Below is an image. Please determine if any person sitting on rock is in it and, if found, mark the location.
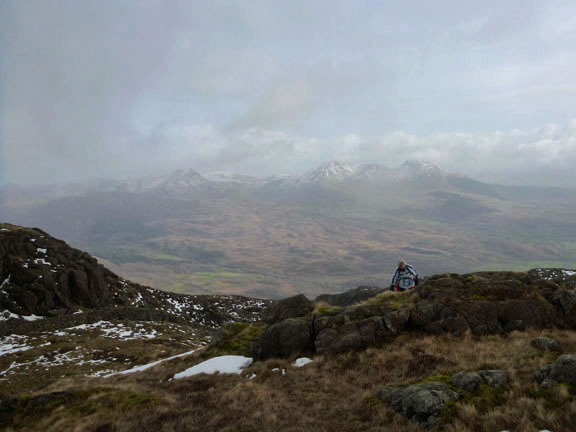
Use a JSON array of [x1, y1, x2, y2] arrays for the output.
[[390, 260, 419, 291]]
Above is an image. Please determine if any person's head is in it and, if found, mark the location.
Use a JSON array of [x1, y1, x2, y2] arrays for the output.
[[398, 260, 407, 270]]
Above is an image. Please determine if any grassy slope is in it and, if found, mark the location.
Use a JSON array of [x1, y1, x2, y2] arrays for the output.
[[0, 320, 212, 396], [4, 329, 576, 432]]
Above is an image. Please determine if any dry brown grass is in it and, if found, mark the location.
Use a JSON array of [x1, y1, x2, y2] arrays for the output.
[[5, 329, 576, 432]]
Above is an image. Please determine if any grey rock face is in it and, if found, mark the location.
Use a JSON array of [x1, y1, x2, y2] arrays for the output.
[[534, 354, 576, 387], [376, 382, 459, 428], [450, 370, 507, 393], [550, 354, 576, 386], [263, 294, 313, 325], [534, 364, 552, 384], [531, 337, 561, 352], [478, 370, 508, 389], [450, 372, 484, 393], [252, 317, 314, 360], [315, 317, 391, 355]]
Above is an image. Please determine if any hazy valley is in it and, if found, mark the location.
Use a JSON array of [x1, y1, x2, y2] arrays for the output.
[[2, 160, 575, 299]]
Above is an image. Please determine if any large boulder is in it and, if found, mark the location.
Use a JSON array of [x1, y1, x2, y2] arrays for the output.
[[534, 354, 576, 387], [263, 294, 313, 325], [376, 382, 459, 428], [549, 289, 576, 328], [449, 372, 483, 393], [315, 317, 391, 355], [550, 355, 576, 386], [252, 317, 314, 360]]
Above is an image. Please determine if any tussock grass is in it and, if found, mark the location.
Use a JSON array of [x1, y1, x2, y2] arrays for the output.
[[361, 290, 416, 308], [312, 301, 342, 315], [4, 329, 576, 431]]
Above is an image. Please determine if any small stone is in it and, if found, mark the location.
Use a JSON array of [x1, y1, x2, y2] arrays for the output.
[[531, 337, 561, 352], [534, 365, 552, 383]]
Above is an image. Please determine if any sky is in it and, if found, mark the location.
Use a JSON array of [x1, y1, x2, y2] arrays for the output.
[[1, 0, 576, 187]]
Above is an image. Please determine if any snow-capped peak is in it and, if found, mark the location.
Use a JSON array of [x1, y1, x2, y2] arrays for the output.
[[307, 161, 361, 183], [160, 168, 212, 194], [400, 160, 444, 178]]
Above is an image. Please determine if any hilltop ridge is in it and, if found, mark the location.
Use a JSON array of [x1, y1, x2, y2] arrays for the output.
[[0, 223, 270, 329]]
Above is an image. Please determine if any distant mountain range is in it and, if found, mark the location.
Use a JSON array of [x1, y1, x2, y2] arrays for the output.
[[86, 160, 460, 196], [1, 160, 575, 299]]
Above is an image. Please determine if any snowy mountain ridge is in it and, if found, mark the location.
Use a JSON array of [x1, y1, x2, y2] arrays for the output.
[[6, 160, 456, 200]]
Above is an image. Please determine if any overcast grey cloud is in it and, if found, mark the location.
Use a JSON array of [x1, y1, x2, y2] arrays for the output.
[[1, 0, 576, 186]]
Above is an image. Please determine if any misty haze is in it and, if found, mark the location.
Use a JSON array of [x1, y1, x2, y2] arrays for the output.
[[1, 2, 576, 431]]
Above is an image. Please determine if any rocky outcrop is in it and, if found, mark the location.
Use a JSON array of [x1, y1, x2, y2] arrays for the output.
[[253, 270, 576, 360], [410, 272, 560, 335], [528, 268, 576, 289], [376, 382, 459, 428], [0, 225, 116, 316], [0, 224, 271, 328]]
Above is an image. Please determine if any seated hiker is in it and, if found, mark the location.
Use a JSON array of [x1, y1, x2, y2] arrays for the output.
[[390, 260, 419, 291]]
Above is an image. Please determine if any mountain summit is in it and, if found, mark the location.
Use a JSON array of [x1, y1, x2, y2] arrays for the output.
[[159, 168, 213, 195], [306, 161, 361, 183]]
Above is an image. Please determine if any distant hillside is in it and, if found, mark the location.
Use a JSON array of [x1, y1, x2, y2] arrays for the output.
[[2, 161, 575, 298], [0, 223, 270, 327]]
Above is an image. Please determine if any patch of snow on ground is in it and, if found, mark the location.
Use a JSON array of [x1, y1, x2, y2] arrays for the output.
[[0, 310, 44, 321], [131, 292, 144, 306], [36, 248, 47, 254], [293, 357, 314, 367], [89, 369, 117, 377], [105, 348, 201, 377], [173, 356, 253, 379], [563, 270, 576, 276], [66, 321, 159, 340], [21, 314, 45, 321], [0, 335, 32, 357], [0, 275, 10, 290], [33, 258, 52, 266], [1, 349, 85, 375], [167, 297, 187, 312]]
